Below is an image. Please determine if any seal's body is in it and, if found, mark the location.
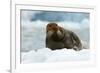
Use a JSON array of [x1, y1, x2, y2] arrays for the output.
[[46, 23, 82, 51]]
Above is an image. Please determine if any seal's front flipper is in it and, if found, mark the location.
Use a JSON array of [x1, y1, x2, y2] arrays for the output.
[[71, 32, 82, 50]]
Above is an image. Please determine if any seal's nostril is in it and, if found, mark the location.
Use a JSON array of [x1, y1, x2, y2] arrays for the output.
[[53, 27, 58, 31]]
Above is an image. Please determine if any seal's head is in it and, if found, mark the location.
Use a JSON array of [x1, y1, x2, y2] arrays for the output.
[[46, 23, 64, 41], [47, 22, 58, 32]]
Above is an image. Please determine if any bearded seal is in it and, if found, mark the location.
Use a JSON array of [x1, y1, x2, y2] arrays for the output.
[[46, 22, 82, 51]]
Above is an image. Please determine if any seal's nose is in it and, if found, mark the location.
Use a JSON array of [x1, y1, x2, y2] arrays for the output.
[[52, 26, 58, 31]]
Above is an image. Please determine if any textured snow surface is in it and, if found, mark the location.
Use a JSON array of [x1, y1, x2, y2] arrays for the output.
[[21, 48, 90, 63]]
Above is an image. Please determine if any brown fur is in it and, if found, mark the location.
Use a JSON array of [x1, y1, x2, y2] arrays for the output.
[[46, 23, 82, 51]]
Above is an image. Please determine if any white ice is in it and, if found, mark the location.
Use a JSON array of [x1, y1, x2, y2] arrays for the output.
[[21, 48, 90, 63]]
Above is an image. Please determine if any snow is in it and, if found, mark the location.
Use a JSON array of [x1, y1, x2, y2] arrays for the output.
[[21, 48, 90, 63]]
